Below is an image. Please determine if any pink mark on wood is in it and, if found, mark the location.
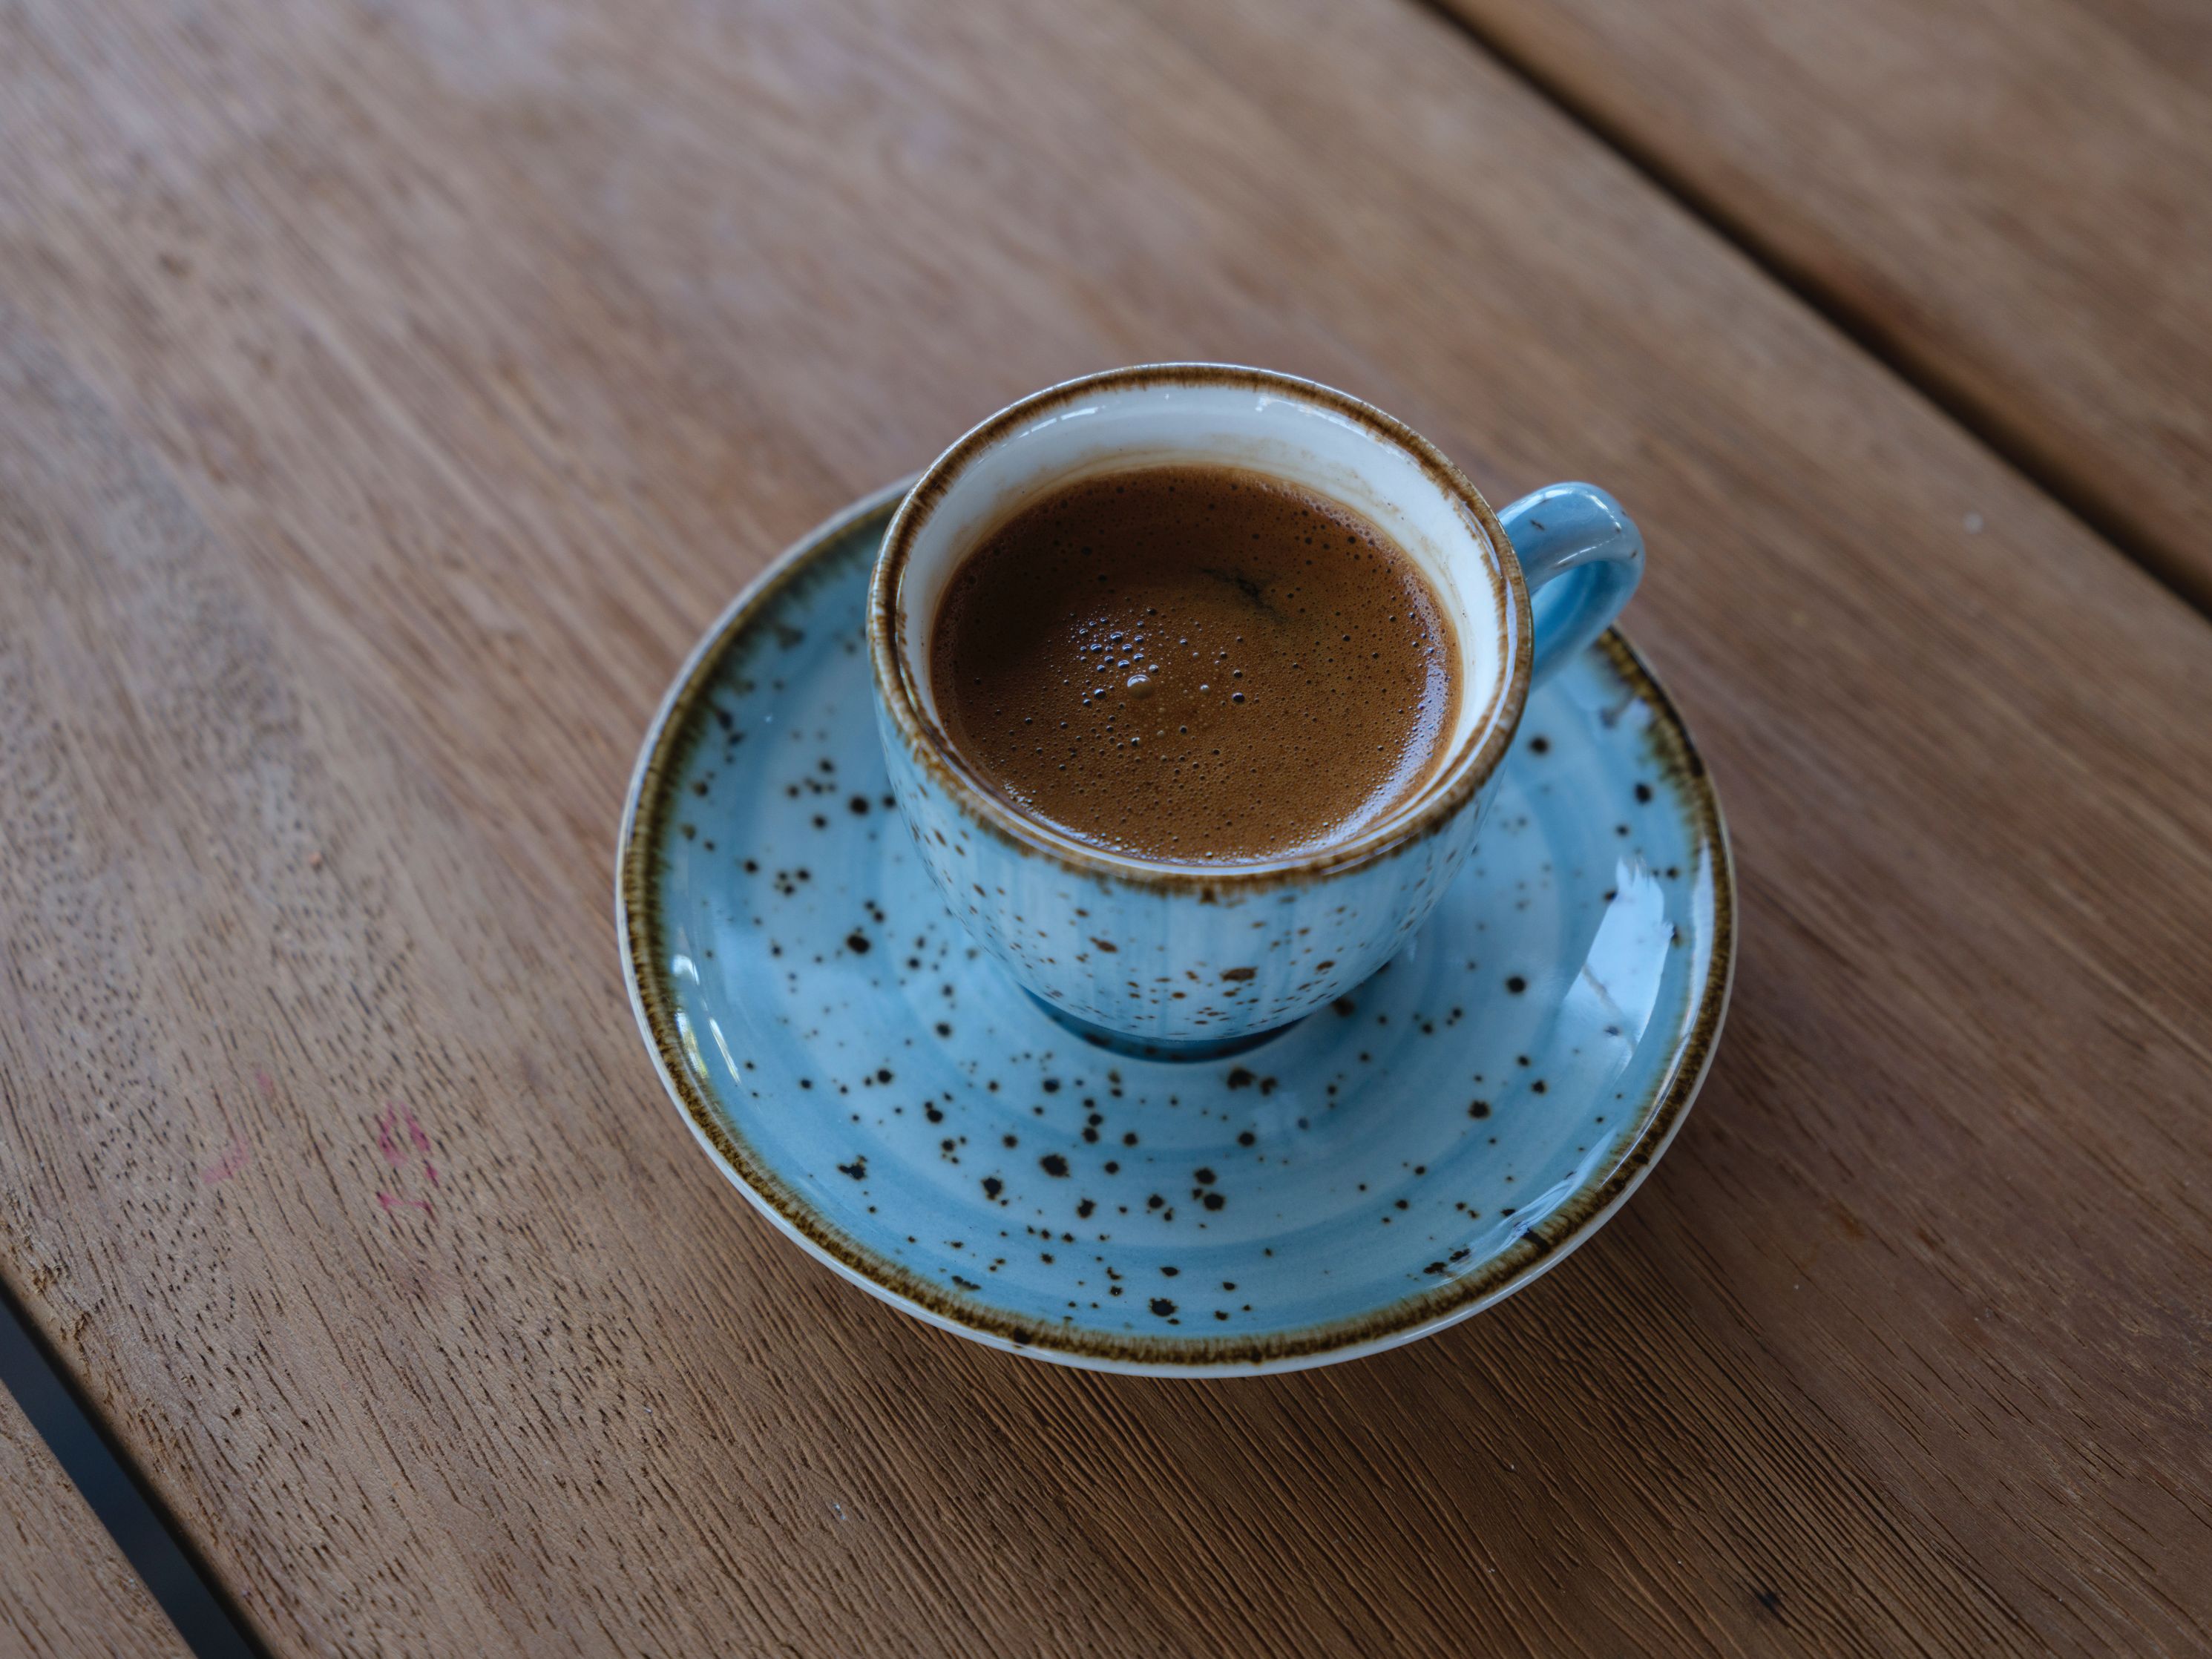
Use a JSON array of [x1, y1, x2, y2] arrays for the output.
[[375, 1104, 404, 1166], [375, 1101, 439, 1215], [399, 1102, 439, 1186], [255, 1068, 276, 1098], [200, 1134, 252, 1186]]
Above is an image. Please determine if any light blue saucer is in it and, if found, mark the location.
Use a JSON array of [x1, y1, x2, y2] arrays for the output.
[[618, 483, 1733, 1376]]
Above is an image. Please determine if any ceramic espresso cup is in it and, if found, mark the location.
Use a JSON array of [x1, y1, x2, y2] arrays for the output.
[[867, 364, 1641, 1052]]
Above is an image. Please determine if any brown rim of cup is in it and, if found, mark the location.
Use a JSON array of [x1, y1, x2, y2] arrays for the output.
[[867, 364, 1535, 892]]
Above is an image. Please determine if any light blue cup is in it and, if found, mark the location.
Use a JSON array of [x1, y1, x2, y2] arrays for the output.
[[869, 365, 1641, 1053]]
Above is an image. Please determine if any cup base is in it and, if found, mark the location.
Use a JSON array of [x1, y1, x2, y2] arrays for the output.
[[1024, 991, 1303, 1063]]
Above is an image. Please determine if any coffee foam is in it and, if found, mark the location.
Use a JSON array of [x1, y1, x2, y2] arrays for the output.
[[931, 464, 1460, 864]]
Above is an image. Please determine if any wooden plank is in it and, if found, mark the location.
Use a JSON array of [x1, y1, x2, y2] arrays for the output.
[[1, 0, 2208, 1652], [1428, 0, 2212, 610], [0, 1384, 192, 1659]]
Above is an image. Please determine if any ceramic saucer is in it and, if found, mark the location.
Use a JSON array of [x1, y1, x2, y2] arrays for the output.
[[618, 482, 1733, 1376]]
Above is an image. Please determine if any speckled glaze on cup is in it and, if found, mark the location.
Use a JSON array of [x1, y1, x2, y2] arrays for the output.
[[869, 365, 1643, 1049]]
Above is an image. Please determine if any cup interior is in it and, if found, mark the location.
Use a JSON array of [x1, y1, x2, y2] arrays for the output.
[[882, 366, 1524, 868]]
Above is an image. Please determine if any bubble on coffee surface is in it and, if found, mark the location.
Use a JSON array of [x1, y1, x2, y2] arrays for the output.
[[931, 464, 1461, 864]]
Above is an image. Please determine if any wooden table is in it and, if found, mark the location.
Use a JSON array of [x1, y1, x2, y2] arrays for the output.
[[3, 0, 2208, 1652], [1437, 0, 2212, 611]]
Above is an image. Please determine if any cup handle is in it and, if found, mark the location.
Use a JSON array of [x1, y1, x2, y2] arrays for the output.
[[1497, 482, 1644, 686]]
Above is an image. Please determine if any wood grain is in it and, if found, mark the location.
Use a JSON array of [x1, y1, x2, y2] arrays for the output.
[[1, 0, 2209, 1653], [1429, 0, 2212, 611], [0, 1382, 191, 1659]]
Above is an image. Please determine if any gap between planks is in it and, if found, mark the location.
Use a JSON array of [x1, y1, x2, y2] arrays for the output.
[[1401, 0, 2212, 622], [0, 1277, 266, 1659]]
